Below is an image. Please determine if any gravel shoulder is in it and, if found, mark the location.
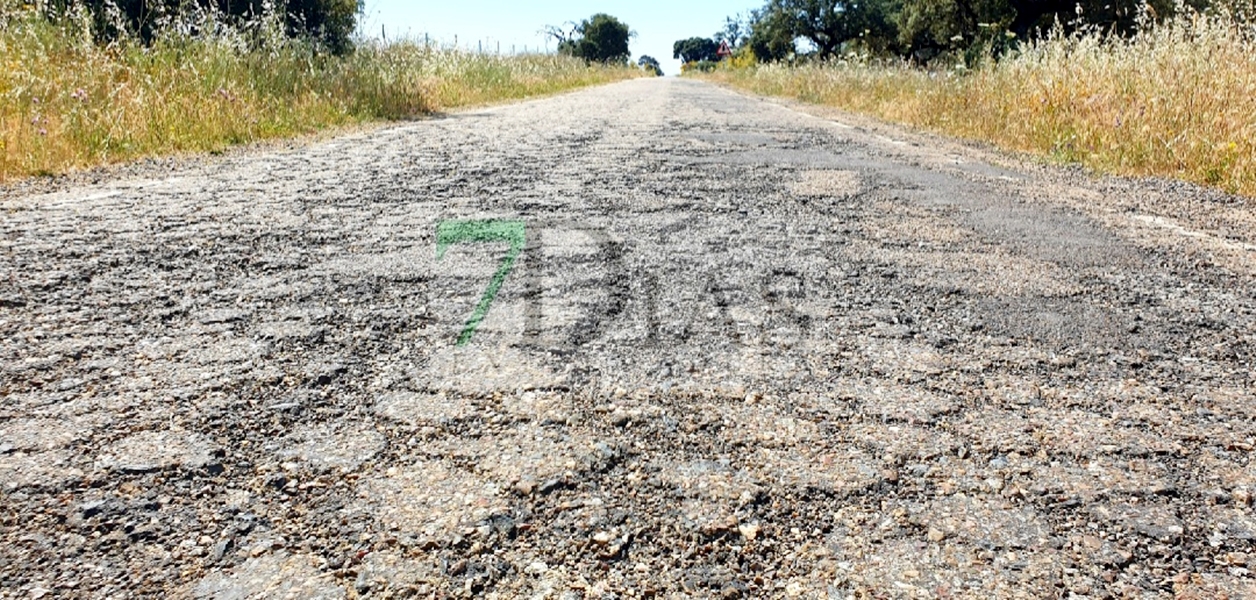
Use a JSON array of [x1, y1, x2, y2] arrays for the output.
[[2, 78, 1255, 599]]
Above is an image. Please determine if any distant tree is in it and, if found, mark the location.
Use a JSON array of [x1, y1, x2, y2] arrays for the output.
[[716, 13, 748, 47], [564, 13, 632, 64], [638, 55, 664, 76], [672, 37, 720, 63], [543, 21, 581, 55]]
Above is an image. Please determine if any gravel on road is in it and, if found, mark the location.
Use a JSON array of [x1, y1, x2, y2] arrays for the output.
[[2, 78, 1255, 599]]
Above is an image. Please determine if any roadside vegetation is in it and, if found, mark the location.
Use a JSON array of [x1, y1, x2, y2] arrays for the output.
[[680, 0, 1256, 197], [0, 3, 641, 181]]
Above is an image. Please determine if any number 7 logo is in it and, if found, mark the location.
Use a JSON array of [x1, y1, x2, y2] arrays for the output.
[[437, 220, 526, 345]]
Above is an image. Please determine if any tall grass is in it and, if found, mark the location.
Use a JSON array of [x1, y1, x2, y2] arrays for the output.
[[705, 12, 1256, 196], [0, 4, 640, 181]]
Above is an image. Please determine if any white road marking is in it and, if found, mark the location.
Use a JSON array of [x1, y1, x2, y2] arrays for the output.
[[1133, 213, 1256, 252]]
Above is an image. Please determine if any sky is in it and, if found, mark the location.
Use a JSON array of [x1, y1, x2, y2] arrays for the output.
[[360, 1, 765, 76]]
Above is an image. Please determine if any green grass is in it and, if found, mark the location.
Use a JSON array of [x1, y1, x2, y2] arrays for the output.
[[0, 6, 641, 181]]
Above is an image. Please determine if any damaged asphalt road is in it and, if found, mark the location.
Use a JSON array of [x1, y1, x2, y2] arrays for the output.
[[2, 77, 1255, 598]]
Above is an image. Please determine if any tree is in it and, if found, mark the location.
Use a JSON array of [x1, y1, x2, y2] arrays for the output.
[[738, 0, 1211, 64], [763, 0, 898, 59], [285, 0, 362, 55], [672, 37, 720, 63], [1004, 0, 1198, 39], [895, 0, 1018, 63], [716, 13, 749, 47], [543, 21, 581, 55], [638, 55, 664, 76], [562, 13, 632, 64], [746, 7, 796, 62], [893, 0, 1186, 65], [44, 0, 363, 54]]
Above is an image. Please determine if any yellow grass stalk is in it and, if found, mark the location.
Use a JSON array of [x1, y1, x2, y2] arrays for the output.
[[0, 9, 640, 181]]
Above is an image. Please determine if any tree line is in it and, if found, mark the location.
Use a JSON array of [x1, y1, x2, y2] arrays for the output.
[[679, 0, 1228, 66]]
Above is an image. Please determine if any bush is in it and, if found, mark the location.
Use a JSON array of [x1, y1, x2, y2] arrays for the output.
[[681, 59, 719, 73]]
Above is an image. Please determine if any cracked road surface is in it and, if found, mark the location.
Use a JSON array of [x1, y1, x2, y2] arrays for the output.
[[3, 78, 1256, 599]]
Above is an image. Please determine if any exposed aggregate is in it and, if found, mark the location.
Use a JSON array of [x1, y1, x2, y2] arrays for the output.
[[1, 78, 1255, 598]]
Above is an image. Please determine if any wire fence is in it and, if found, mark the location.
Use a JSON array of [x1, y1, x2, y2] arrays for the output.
[[375, 26, 552, 55]]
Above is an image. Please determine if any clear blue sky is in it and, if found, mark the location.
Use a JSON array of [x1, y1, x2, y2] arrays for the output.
[[360, 1, 765, 76]]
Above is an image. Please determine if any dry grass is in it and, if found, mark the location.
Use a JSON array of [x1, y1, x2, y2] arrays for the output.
[[0, 6, 640, 181], [705, 13, 1256, 196]]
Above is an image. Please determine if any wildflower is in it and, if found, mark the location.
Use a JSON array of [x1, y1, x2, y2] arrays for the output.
[[38, 128, 46, 136], [70, 88, 87, 102]]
